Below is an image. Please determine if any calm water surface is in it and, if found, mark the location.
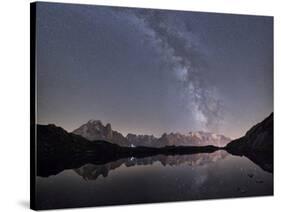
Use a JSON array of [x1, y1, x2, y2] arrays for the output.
[[36, 150, 273, 209]]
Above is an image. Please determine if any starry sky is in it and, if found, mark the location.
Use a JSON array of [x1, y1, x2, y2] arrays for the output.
[[36, 2, 273, 139]]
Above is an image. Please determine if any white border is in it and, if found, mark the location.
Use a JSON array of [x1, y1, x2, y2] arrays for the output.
[[0, 0, 279, 211]]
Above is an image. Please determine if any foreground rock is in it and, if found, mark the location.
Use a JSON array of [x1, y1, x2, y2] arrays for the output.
[[225, 113, 273, 172]]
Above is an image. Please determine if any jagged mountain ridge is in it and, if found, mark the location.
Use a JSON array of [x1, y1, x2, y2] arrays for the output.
[[72, 119, 231, 147], [72, 120, 128, 146]]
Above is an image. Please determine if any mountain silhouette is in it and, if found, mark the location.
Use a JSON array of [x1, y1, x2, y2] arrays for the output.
[[225, 113, 273, 172]]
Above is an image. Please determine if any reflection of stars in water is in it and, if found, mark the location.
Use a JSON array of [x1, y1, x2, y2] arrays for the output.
[[130, 157, 135, 161]]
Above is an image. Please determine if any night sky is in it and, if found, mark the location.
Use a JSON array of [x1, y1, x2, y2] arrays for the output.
[[36, 2, 273, 139]]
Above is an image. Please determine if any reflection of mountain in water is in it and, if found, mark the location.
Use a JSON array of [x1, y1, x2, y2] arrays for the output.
[[74, 151, 229, 180]]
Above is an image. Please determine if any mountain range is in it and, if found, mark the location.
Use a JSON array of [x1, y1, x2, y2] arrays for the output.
[[72, 120, 231, 147], [36, 112, 273, 176], [37, 123, 220, 177]]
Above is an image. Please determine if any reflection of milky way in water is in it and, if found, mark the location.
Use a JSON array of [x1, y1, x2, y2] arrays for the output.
[[36, 151, 273, 209]]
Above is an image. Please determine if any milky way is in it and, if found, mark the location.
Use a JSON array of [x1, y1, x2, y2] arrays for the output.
[[128, 9, 224, 132], [36, 3, 273, 138]]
